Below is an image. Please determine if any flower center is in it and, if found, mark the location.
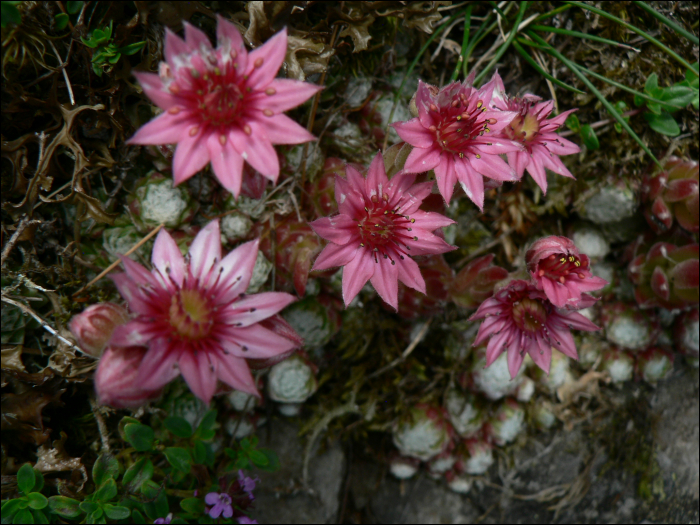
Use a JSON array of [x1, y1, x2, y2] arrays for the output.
[[357, 193, 415, 264], [430, 91, 496, 158], [169, 289, 213, 340], [193, 68, 245, 127], [512, 296, 548, 333], [504, 111, 540, 143], [537, 253, 588, 283]]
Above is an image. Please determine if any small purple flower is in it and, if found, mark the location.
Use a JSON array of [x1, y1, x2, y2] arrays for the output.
[[238, 518, 258, 524], [153, 514, 172, 524], [238, 470, 258, 499], [205, 492, 234, 519]]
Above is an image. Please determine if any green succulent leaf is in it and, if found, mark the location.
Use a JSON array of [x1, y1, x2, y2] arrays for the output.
[[124, 423, 155, 451], [565, 113, 581, 133], [25, 493, 48, 510], [103, 504, 131, 520], [119, 41, 146, 55], [48, 496, 82, 519], [94, 478, 118, 503], [30, 509, 49, 524], [143, 488, 169, 521], [55, 13, 70, 30], [164, 447, 192, 473], [164, 416, 193, 438], [1, 2, 22, 28], [17, 464, 35, 495], [248, 449, 269, 467], [79, 501, 99, 514], [12, 509, 33, 525], [254, 448, 281, 472], [180, 497, 204, 515], [644, 111, 680, 136], [66, 1, 83, 14], [93, 453, 120, 488], [580, 125, 600, 150], [122, 458, 154, 493], [194, 409, 217, 440], [1, 499, 24, 520], [191, 440, 207, 464]]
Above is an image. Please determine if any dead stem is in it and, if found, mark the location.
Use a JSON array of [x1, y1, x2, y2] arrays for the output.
[[367, 319, 432, 379], [90, 398, 111, 452], [1, 217, 42, 268]]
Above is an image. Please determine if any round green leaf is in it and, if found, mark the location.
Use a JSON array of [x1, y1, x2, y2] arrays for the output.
[[143, 490, 169, 521], [124, 423, 154, 452], [179, 497, 204, 515], [94, 478, 117, 503], [26, 493, 48, 510], [248, 449, 269, 467], [103, 504, 131, 520], [123, 458, 154, 493], [164, 416, 193, 438], [645, 111, 681, 136], [12, 508, 33, 525], [55, 13, 69, 30], [92, 453, 120, 488], [581, 124, 600, 150], [163, 447, 191, 474], [254, 449, 281, 472], [48, 496, 82, 518], [1, 498, 24, 519], [30, 509, 49, 524], [17, 464, 35, 495], [79, 501, 99, 514], [66, 1, 83, 14]]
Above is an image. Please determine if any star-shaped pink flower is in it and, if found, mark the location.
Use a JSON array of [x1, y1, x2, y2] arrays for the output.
[[309, 151, 456, 310], [128, 15, 321, 197]]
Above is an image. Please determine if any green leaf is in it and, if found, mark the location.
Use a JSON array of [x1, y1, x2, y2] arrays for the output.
[[164, 416, 193, 438], [164, 447, 192, 473], [131, 509, 146, 523], [66, 1, 83, 14], [94, 478, 118, 503], [123, 458, 154, 493], [30, 509, 49, 524], [32, 471, 44, 494], [26, 493, 48, 510], [1, 2, 21, 28], [645, 111, 680, 136], [48, 496, 82, 519], [93, 453, 120, 488], [119, 41, 146, 56], [124, 423, 154, 452], [103, 504, 131, 520], [197, 410, 217, 432], [565, 113, 581, 133], [254, 448, 281, 472], [17, 464, 35, 495], [248, 450, 269, 467], [1, 499, 23, 520], [85, 507, 106, 524], [12, 509, 33, 525], [191, 440, 206, 464], [645, 73, 659, 93], [657, 85, 696, 112], [240, 438, 252, 451], [118, 417, 141, 441], [140, 480, 160, 500], [143, 489, 169, 521], [55, 13, 69, 30], [79, 501, 99, 514], [180, 497, 204, 515], [108, 52, 122, 64]]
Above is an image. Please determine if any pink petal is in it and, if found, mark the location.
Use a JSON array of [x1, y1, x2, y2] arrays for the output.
[[222, 292, 296, 327], [537, 145, 575, 179], [205, 493, 220, 505], [528, 335, 552, 374], [485, 328, 511, 366], [109, 319, 161, 347], [118, 255, 158, 287], [473, 315, 506, 346], [109, 273, 152, 316], [312, 242, 360, 271], [525, 152, 548, 193], [249, 113, 316, 145], [245, 28, 288, 90], [131, 72, 180, 111], [309, 215, 357, 244], [507, 346, 527, 379], [474, 138, 523, 155], [179, 350, 217, 404], [213, 239, 259, 303], [127, 108, 193, 145], [549, 325, 578, 360], [136, 337, 182, 391], [405, 229, 455, 256], [344, 165, 366, 192], [216, 14, 248, 71], [216, 323, 298, 359], [555, 311, 600, 332], [250, 78, 321, 113], [189, 220, 222, 281], [396, 181, 434, 215], [183, 22, 213, 52], [164, 27, 190, 64], [385, 171, 418, 207], [207, 133, 245, 197], [152, 228, 185, 288], [370, 258, 399, 310], [415, 81, 438, 128], [173, 129, 212, 185], [404, 145, 441, 174], [364, 150, 389, 198], [506, 151, 527, 179], [393, 119, 435, 148], [434, 156, 457, 204], [230, 123, 279, 179], [544, 135, 580, 156], [396, 256, 426, 294], [213, 350, 259, 397], [411, 210, 455, 231], [342, 247, 375, 306], [454, 157, 484, 210], [469, 153, 517, 182], [334, 176, 365, 218], [540, 278, 569, 308]]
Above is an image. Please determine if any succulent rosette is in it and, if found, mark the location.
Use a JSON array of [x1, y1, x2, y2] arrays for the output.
[[100, 220, 301, 406], [469, 279, 600, 379], [526, 236, 608, 309], [127, 15, 321, 197], [674, 309, 699, 358], [309, 151, 456, 310], [642, 156, 699, 234], [628, 242, 699, 309], [490, 72, 581, 194], [392, 404, 454, 461], [392, 72, 522, 208]]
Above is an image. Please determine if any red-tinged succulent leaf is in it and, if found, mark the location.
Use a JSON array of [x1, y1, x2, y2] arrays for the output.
[[628, 255, 646, 284], [645, 172, 666, 200], [670, 259, 699, 289], [240, 164, 268, 199], [650, 197, 673, 232], [454, 254, 495, 290], [647, 242, 675, 261], [675, 202, 699, 233], [650, 266, 671, 301], [634, 287, 657, 308], [665, 179, 699, 202], [670, 243, 699, 262]]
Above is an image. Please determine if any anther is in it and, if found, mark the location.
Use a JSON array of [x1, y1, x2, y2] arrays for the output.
[[265, 87, 276, 95], [243, 125, 252, 135], [189, 127, 199, 137], [263, 109, 274, 116], [219, 135, 226, 145], [254, 58, 264, 68]]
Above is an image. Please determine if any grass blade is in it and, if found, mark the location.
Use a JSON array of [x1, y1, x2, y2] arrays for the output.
[[530, 24, 640, 51], [633, 1, 699, 45], [451, 5, 473, 82], [512, 40, 585, 94]]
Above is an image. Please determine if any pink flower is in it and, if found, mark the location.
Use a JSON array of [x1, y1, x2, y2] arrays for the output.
[[95, 346, 165, 408], [127, 15, 321, 197], [102, 220, 301, 405], [309, 152, 456, 310], [205, 492, 233, 519], [68, 302, 130, 357], [525, 236, 608, 309], [392, 73, 523, 208], [490, 72, 580, 194], [469, 280, 600, 378]]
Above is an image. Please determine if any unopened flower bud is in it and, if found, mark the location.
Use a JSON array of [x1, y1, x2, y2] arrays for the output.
[[68, 302, 129, 357], [95, 347, 165, 408]]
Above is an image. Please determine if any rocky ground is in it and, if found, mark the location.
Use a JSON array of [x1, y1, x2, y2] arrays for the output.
[[250, 364, 698, 524]]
